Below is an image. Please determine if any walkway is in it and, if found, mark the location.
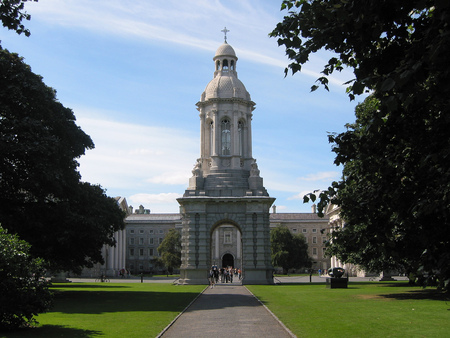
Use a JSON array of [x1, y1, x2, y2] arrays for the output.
[[159, 282, 295, 338]]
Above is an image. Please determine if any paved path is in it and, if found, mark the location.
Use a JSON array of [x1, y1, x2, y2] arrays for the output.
[[159, 283, 294, 338]]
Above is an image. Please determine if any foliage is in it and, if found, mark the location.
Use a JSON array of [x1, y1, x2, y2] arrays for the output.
[[271, 225, 311, 274], [0, 0, 37, 38], [0, 226, 53, 330], [0, 47, 125, 274], [272, 1, 450, 290], [157, 229, 181, 274]]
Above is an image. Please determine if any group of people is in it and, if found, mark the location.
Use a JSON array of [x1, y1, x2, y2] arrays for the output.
[[208, 266, 241, 288]]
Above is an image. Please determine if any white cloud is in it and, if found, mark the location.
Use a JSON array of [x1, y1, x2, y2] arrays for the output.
[[298, 171, 340, 182], [76, 112, 197, 190]]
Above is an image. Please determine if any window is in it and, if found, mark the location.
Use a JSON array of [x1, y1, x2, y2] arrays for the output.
[[159, 238, 163, 244], [224, 231, 232, 244], [139, 265, 143, 270], [322, 237, 327, 243], [139, 238, 144, 245], [238, 121, 244, 156], [149, 248, 154, 256], [221, 119, 231, 155], [130, 249, 135, 256], [130, 229, 135, 234], [139, 229, 144, 234], [312, 236, 317, 244], [150, 237, 154, 245], [313, 248, 317, 255], [312, 228, 317, 233], [210, 121, 214, 156], [292, 228, 297, 233], [302, 229, 307, 233], [159, 229, 163, 234], [130, 238, 135, 245], [139, 248, 144, 256], [149, 229, 154, 234]]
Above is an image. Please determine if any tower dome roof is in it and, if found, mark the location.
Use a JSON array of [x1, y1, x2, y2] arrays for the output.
[[214, 42, 236, 58], [203, 76, 249, 100]]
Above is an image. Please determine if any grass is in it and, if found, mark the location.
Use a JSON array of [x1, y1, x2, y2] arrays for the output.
[[247, 282, 450, 338], [1, 283, 205, 338], [2, 281, 449, 337]]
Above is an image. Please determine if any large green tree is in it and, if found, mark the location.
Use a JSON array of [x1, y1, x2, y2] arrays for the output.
[[271, 1, 450, 289], [271, 225, 311, 274], [157, 229, 181, 275], [0, 47, 125, 273], [0, 226, 53, 330]]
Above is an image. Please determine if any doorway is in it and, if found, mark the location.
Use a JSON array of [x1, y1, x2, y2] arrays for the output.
[[222, 253, 234, 268]]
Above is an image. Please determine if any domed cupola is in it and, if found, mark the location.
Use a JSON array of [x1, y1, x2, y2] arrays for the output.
[[200, 42, 251, 101]]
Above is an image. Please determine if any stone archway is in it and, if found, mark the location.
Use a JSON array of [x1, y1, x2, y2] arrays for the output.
[[210, 223, 242, 270]]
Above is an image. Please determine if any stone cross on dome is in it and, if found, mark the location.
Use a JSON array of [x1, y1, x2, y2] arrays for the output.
[[221, 27, 230, 43]]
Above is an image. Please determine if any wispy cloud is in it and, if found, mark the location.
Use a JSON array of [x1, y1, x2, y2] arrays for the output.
[[298, 171, 340, 182]]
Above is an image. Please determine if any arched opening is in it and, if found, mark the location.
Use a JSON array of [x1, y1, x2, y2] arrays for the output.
[[210, 223, 242, 273], [221, 118, 231, 155], [222, 253, 234, 268], [222, 59, 229, 71]]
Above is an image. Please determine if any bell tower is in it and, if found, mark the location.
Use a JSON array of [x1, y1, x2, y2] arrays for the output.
[[178, 33, 275, 284]]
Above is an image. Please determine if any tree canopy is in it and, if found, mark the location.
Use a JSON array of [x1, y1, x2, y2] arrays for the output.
[[157, 229, 181, 274], [271, 0, 450, 289], [271, 225, 311, 274], [0, 47, 125, 274], [0, 0, 37, 38]]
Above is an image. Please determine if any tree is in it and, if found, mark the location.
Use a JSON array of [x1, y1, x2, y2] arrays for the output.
[[271, 1, 450, 289], [0, 0, 37, 38], [0, 47, 125, 274], [271, 225, 311, 274], [157, 229, 181, 275], [0, 226, 53, 330]]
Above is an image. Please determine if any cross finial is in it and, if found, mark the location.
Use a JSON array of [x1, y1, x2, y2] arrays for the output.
[[221, 27, 230, 43]]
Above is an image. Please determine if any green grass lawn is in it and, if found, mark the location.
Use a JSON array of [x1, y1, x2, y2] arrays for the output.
[[247, 282, 450, 338], [1, 283, 205, 338]]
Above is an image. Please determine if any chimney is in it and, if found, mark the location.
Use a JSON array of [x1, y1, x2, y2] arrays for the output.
[[272, 205, 277, 214], [311, 204, 317, 213]]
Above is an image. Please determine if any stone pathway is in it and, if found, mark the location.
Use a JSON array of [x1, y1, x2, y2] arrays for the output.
[[159, 283, 295, 337]]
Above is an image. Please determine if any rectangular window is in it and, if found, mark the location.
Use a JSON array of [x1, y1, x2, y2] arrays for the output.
[[130, 249, 134, 256], [149, 248, 154, 256], [312, 236, 317, 244], [149, 229, 154, 234], [312, 228, 317, 233], [292, 228, 297, 233], [139, 265, 143, 270], [150, 237, 154, 245], [139, 229, 144, 234], [139, 238, 144, 245], [312, 248, 317, 255], [159, 229, 164, 234], [130, 238, 135, 245], [159, 238, 163, 244], [130, 229, 135, 234], [139, 248, 144, 256], [302, 229, 307, 233], [224, 231, 232, 244], [322, 237, 327, 243]]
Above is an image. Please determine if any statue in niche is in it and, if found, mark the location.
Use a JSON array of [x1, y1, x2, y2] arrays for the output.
[[192, 158, 202, 177], [250, 159, 260, 177]]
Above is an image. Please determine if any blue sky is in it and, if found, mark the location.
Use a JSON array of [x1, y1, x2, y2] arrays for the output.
[[1, 0, 363, 213]]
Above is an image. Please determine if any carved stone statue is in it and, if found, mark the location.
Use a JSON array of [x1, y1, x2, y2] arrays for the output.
[[192, 158, 202, 177], [250, 159, 260, 177]]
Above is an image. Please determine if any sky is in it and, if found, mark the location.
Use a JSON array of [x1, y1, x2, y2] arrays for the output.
[[1, 0, 364, 213]]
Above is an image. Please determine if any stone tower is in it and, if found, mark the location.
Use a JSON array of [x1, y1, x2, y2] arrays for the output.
[[177, 39, 275, 285]]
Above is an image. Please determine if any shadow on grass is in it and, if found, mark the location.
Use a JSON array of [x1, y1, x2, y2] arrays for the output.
[[1, 325, 101, 338], [380, 289, 449, 301], [51, 284, 131, 289], [49, 290, 201, 314]]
